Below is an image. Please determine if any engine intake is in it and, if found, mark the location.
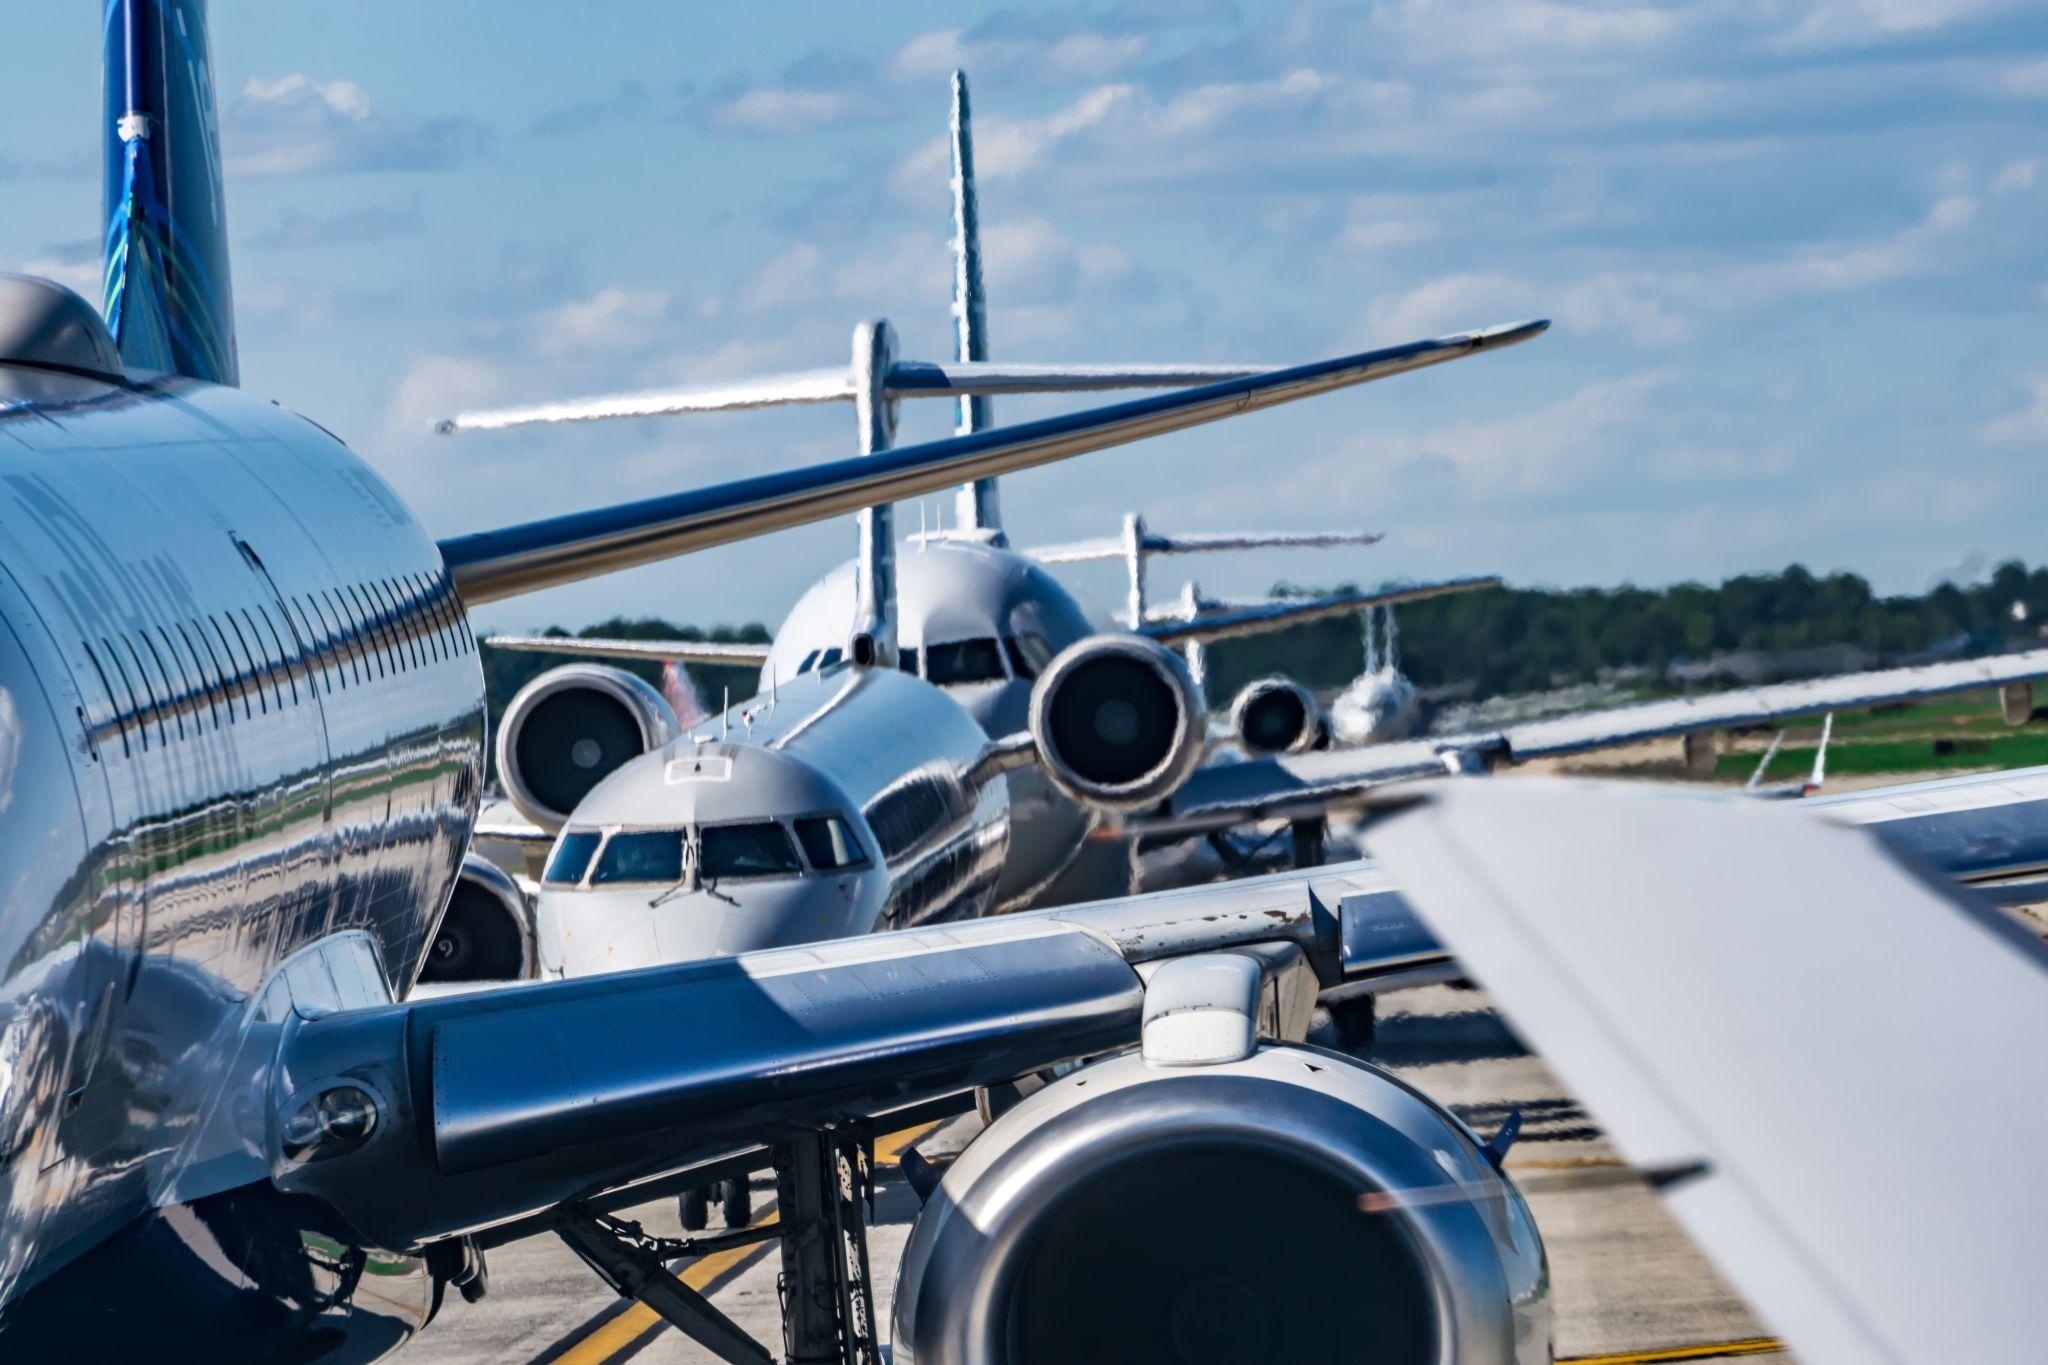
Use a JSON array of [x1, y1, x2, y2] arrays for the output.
[[420, 855, 535, 984], [496, 664, 678, 831], [1027, 636, 1206, 812], [892, 1045, 1548, 1365], [1230, 675, 1326, 756]]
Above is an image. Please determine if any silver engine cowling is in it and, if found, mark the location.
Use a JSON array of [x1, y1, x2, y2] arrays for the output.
[[1027, 636, 1206, 812], [893, 1043, 1549, 1365], [1230, 675, 1328, 756], [420, 854, 536, 984], [496, 664, 679, 832]]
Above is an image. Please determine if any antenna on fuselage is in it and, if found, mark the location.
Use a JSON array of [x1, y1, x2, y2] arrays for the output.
[[948, 69, 1003, 544]]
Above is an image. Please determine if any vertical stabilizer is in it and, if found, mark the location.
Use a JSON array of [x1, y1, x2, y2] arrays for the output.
[[103, 0, 239, 385], [948, 70, 1003, 541]]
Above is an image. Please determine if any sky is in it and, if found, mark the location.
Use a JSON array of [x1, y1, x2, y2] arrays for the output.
[[5, 0, 2047, 633]]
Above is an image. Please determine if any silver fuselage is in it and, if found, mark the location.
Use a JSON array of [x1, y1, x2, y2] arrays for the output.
[[764, 539, 1125, 907], [0, 365, 483, 1350], [535, 665, 1007, 973]]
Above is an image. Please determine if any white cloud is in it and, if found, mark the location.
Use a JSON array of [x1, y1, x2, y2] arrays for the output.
[[710, 88, 883, 136], [1982, 375, 2048, 445], [892, 28, 1148, 83], [1725, 193, 1976, 295], [18, 255, 97, 299], [227, 73, 486, 175], [2002, 60, 2048, 97], [535, 288, 671, 357], [1994, 158, 2040, 194], [1303, 372, 1670, 497]]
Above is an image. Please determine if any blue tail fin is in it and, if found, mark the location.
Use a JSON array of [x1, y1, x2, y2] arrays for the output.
[[102, 0, 238, 385]]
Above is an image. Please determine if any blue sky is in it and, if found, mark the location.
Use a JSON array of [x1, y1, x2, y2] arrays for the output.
[[5, 0, 2047, 631]]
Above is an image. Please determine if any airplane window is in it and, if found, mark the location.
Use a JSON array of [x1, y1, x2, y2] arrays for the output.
[[795, 815, 869, 871], [699, 822, 802, 879], [1002, 634, 1055, 680], [798, 650, 821, 674], [590, 830, 683, 885], [818, 647, 843, 670], [544, 830, 603, 885], [899, 647, 921, 676], [924, 638, 1007, 685]]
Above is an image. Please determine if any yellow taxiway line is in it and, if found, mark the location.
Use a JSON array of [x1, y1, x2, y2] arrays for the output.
[[1560, 1338, 1786, 1363], [547, 1121, 939, 1365]]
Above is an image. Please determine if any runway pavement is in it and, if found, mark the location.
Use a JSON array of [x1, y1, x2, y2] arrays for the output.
[[404, 983, 1798, 1365]]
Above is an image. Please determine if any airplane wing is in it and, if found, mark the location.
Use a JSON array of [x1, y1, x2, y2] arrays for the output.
[[1369, 777, 2048, 1365], [481, 634, 773, 666], [435, 320, 1547, 603], [271, 858, 1439, 1249], [1146, 647, 2048, 836], [1027, 527, 1385, 564], [1141, 575, 1500, 647]]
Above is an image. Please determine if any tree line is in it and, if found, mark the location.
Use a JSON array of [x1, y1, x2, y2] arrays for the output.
[[483, 563, 2048, 740]]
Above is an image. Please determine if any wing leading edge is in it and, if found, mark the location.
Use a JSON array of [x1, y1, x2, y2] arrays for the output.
[[272, 860, 1437, 1249], [435, 321, 1547, 604]]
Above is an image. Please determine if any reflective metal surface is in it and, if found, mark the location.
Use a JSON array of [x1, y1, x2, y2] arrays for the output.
[[892, 1043, 1548, 1365], [0, 365, 482, 1351], [436, 321, 1549, 603]]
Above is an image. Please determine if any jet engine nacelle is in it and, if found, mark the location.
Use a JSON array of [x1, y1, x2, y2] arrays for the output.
[[1231, 674, 1329, 756], [496, 664, 680, 832], [893, 1042, 1549, 1365], [1027, 635, 1206, 812], [420, 854, 536, 984]]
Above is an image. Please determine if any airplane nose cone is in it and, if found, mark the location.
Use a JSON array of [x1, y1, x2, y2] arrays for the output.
[[655, 879, 874, 960]]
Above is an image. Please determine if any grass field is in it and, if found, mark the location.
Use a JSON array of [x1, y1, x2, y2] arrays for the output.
[[1710, 687, 2048, 781]]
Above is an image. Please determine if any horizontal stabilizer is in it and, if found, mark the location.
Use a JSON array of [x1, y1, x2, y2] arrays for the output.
[[1142, 575, 1501, 647], [437, 320, 1548, 603], [435, 360, 1280, 436], [1030, 527, 1384, 564], [482, 634, 772, 666]]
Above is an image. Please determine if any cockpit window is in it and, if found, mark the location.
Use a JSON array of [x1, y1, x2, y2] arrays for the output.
[[924, 637, 1007, 686], [699, 821, 802, 878], [797, 649, 821, 674], [795, 815, 869, 870], [543, 830, 602, 885], [1003, 633, 1054, 680], [817, 646, 843, 670], [898, 647, 921, 677], [590, 830, 683, 885]]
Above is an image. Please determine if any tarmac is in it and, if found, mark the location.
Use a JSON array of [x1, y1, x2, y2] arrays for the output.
[[404, 981, 1798, 1365]]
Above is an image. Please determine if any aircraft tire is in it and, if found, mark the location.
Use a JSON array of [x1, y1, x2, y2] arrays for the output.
[[721, 1178, 753, 1229], [679, 1186, 710, 1231]]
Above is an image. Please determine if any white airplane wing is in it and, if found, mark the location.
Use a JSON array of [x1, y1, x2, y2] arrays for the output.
[[1369, 777, 2048, 1365], [436, 320, 1546, 603], [1026, 527, 1385, 564], [480, 634, 773, 667], [1147, 648, 2048, 836]]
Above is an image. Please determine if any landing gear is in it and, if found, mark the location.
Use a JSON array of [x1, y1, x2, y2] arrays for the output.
[[565, 1128, 881, 1365], [679, 1185, 709, 1232], [1329, 994, 1377, 1053], [721, 1177, 753, 1230], [1290, 816, 1326, 869]]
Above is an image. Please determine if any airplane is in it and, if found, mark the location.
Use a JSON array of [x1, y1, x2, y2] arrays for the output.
[[453, 72, 1502, 945], [0, 6, 1573, 1358]]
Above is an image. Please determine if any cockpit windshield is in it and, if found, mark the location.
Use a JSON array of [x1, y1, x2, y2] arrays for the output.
[[590, 830, 682, 885], [698, 821, 802, 878], [543, 830, 603, 885], [923, 637, 1007, 685]]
